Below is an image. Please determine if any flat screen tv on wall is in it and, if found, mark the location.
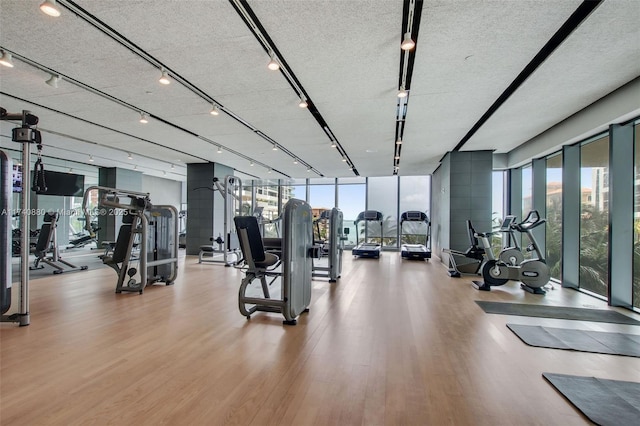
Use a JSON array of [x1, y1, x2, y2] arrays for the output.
[[36, 170, 85, 197]]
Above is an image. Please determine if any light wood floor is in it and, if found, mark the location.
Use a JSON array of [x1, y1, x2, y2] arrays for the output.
[[2, 251, 639, 425]]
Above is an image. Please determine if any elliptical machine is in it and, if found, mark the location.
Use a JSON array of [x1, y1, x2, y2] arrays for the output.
[[473, 210, 550, 294]]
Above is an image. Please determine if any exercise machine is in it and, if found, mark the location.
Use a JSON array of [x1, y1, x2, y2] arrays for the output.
[[82, 186, 178, 294], [473, 210, 550, 294], [495, 215, 525, 266], [312, 208, 345, 282], [197, 175, 242, 266], [234, 198, 314, 325], [400, 211, 431, 260], [30, 212, 88, 274], [442, 220, 486, 277], [1, 108, 45, 326], [352, 210, 383, 258]]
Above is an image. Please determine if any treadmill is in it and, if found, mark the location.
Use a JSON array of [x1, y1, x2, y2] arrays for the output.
[[400, 211, 431, 260], [352, 210, 383, 258]]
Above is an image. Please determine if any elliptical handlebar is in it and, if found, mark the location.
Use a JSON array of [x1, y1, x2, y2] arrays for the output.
[[514, 210, 546, 232]]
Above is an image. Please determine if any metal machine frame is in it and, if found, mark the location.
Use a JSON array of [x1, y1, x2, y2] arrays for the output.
[[82, 186, 178, 294], [234, 198, 313, 325], [198, 175, 242, 266], [312, 208, 345, 282]]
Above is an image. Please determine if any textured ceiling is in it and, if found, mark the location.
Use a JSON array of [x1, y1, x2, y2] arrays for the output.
[[0, 0, 638, 182]]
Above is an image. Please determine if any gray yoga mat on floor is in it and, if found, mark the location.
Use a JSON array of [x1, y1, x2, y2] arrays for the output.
[[475, 301, 640, 325], [507, 324, 640, 357], [543, 373, 640, 426]]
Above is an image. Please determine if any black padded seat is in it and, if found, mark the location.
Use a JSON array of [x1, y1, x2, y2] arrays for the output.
[[199, 245, 215, 253], [255, 252, 279, 269]]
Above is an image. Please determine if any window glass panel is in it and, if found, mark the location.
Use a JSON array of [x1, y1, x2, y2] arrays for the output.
[[367, 177, 398, 247], [337, 183, 365, 248], [399, 176, 431, 245], [634, 123, 640, 309], [309, 183, 335, 220], [492, 171, 506, 248], [522, 165, 532, 214], [580, 136, 610, 298], [254, 182, 279, 221], [546, 153, 563, 281]]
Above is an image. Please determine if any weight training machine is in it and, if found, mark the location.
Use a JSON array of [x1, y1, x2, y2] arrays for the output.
[[312, 208, 345, 282], [197, 175, 242, 266], [442, 220, 486, 277], [30, 211, 88, 274], [234, 198, 314, 325], [82, 186, 178, 294]]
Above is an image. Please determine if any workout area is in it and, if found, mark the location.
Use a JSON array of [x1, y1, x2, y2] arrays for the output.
[[1, 1, 639, 425]]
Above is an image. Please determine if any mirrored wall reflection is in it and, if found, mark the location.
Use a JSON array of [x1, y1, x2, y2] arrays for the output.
[[546, 153, 562, 281], [634, 123, 640, 309], [579, 136, 610, 298]]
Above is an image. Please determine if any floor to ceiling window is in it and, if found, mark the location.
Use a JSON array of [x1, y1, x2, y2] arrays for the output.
[[337, 178, 366, 248], [521, 165, 533, 258], [492, 170, 506, 248], [634, 123, 640, 309], [579, 135, 610, 298], [546, 153, 563, 281], [367, 177, 399, 248], [399, 176, 431, 246]]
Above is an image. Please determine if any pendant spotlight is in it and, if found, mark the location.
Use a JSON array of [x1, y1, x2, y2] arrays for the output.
[[210, 104, 220, 116], [158, 69, 171, 85], [298, 96, 308, 108], [272, 144, 278, 151], [40, 0, 61, 17], [397, 86, 409, 98], [267, 53, 280, 71], [45, 74, 59, 88], [0, 51, 14, 68], [401, 32, 415, 50], [293, 158, 298, 164], [139, 112, 149, 124]]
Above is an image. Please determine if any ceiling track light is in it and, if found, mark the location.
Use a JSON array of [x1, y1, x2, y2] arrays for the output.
[[272, 144, 278, 151], [398, 86, 409, 98], [250, 161, 255, 167], [267, 53, 280, 71], [88, 155, 94, 162], [267, 168, 272, 174], [0, 51, 14, 68], [45, 74, 59, 88], [40, 0, 61, 17], [210, 104, 220, 116], [170, 164, 175, 169], [330, 141, 336, 148], [342, 158, 347, 162], [394, 155, 400, 160], [158, 69, 171, 85], [139, 112, 149, 124], [298, 96, 308, 108], [401, 32, 415, 51], [217, 146, 222, 154], [306, 167, 312, 173], [396, 139, 403, 145], [293, 158, 298, 164], [127, 152, 133, 160]]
